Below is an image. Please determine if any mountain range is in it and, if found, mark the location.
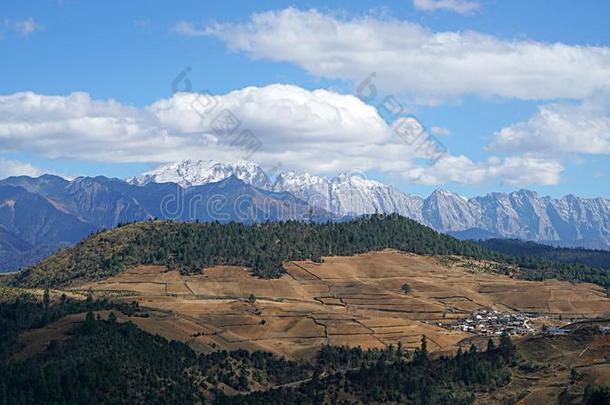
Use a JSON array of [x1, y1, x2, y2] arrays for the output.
[[131, 160, 610, 250], [0, 159, 609, 271]]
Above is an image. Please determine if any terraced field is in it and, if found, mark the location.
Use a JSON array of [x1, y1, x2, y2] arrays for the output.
[[50, 250, 609, 359]]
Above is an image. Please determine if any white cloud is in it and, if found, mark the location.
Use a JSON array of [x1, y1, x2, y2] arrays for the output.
[[430, 126, 451, 136], [0, 17, 43, 38], [0, 87, 561, 186], [490, 98, 610, 155], [413, 0, 480, 14], [14, 18, 41, 36], [0, 158, 42, 178], [406, 155, 563, 186], [171, 21, 205, 36], [199, 8, 610, 102]]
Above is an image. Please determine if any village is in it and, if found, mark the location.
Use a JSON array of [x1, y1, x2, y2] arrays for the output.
[[447, 308, 534, 336], [442, 307, 610, 340]]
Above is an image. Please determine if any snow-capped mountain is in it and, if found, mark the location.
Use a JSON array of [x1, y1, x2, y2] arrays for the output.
[[431, 189, 610, 249], [128, 160, 272, 189], [468, 190, 555, 241], [132, 160, 423, 220], [273, 171, 424, 220], [422, 189, 474, 231], [128, 160, 610, 249]]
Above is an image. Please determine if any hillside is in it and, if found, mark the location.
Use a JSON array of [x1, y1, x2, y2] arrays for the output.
[[68, 251, 610, 359], [0, 299, 514, 405], [11, 215, 610, 289], [12, 214, 485, 287], [2, 256, 609, 404], [0, 184, 96, 249]]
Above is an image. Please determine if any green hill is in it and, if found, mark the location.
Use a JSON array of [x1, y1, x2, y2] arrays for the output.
[[10, 215, 610, 288]]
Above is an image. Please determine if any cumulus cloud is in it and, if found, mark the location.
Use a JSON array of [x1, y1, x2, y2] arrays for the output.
[[198, 8, 610, 102], [413, 0, 480, 14], [0, 86, 561, 186], [490, 98, 610, 155], [0, 158, 43, 178]]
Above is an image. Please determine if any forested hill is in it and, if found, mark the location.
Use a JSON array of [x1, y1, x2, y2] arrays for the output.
[[10, 215, 610, 288], [477, 238, 610, 270]]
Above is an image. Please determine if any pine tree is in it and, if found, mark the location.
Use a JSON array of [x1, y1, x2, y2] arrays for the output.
[[84, 311, 96, 334], [499, 331, 515, 359], [487, 337, 495, 352], [43, 287, 50, 312], [414, 335, 429, 365]]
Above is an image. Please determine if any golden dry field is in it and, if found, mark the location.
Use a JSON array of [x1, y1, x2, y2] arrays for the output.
[[47, 249, 609, 360]]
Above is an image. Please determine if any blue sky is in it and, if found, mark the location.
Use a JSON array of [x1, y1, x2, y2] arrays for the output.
[[1, 0, 609, 198]]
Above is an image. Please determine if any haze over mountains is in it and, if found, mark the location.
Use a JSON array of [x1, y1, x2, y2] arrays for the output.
[[0, 159, 609, 272]]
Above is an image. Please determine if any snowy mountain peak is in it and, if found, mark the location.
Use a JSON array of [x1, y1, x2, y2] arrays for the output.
[[334, 173, 383, 188], [271, 170, 422, 217], [275, 171, 327, 186], [424, 189, 474, 231], [430, 188, 467, 201], [128, 160, 272, 189]]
